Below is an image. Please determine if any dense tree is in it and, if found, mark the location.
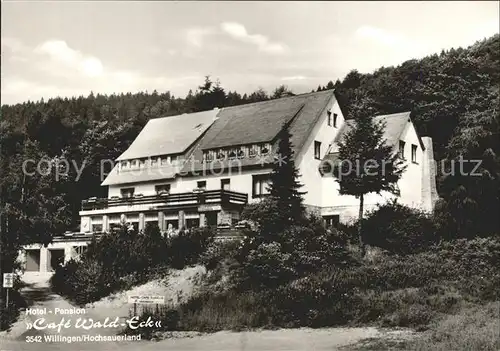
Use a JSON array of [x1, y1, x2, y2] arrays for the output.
[[437, 93, 500, 238], [332, 116, 406, 255], [271, 85, 295, 99]]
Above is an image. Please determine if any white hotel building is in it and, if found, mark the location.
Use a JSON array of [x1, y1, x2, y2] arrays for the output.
[[20, 90, 438, 273]]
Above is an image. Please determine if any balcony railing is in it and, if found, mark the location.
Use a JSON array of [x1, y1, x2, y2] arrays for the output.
[[81, 189, 248, 211]]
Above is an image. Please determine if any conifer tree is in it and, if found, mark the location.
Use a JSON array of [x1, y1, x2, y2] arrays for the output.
[[268, 124, 306, 229]]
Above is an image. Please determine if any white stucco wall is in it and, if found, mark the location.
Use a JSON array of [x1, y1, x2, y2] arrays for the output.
[[320, 119, 427, 222], [397, 121, 424, 209], [297, 95, 346, 207], [107, 167, 272, 202]]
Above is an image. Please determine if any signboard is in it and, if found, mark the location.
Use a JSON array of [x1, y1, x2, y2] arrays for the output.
[[127, 294, 165, 304], [3, 273, 14, 288]]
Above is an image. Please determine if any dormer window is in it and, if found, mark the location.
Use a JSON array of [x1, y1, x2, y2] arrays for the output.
[[249, 145, 258, 158], [228, 150, 237, 160], [261, 144, 270, 155], [205, 150, 215, 163], [237, 149, 245, 158], [151, 158, 157, 167], [217, 150, 226, 160]]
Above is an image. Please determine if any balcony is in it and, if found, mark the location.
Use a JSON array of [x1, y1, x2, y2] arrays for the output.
[[81, 189, 248, 211]]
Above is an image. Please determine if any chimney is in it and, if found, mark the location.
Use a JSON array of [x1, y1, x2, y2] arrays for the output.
[[421, 136, 439, 212]]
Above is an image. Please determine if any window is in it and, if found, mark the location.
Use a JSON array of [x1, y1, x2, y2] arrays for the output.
[[217, 150, 226, 160], [120, 187, 135, 198], [249, 145, 258, 158], [252, 174, 270, 198], [323, 215, 340, 228], [221, 178, 231, 190], [327, 111, 332, 126], [74, 246, 87, 257], [333, 113, 338, 128], [161, 157, 169, 166], [411, 144, 418, 163], [155, 184, 171, 195], [204, 150, 215, 162], [151, 158, 157, 167], [197, 181, 207, 190], [314, 141, 321, 159], [399, 141, 406, 159], [91, 224, 103, 232], [260, 144, 270, 155]]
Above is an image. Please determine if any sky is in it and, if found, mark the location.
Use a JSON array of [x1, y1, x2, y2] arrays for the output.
[[1, 1, 499, 105]]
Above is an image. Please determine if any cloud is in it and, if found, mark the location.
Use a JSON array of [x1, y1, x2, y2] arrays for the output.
[[220, 22, 287, 54], [281, 76, 308, 81], [34, 39, 104, 77], [1, 37, 204, 105], [186, 27, 215, 47]]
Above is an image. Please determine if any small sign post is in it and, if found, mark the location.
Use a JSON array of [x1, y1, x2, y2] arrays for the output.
[[3, 273, 14, 308]]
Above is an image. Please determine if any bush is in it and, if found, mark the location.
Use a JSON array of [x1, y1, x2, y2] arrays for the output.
[[167, 227, 215, 269], [52, 223, 214, 304], [51, 259, 119, 305], [0, 287, 26, 331], [200, 239, 240, 271], [361, 201, 436, 254]]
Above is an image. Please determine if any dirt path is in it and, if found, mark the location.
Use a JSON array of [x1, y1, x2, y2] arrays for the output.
[[0, 274, 407, 350]]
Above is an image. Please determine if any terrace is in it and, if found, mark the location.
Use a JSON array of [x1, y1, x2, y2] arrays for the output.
[[81, 189, 248, 211]]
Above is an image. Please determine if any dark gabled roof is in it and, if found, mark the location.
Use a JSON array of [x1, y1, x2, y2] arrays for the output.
[[320, 111, 425, 175], [182, 89, 336, 173], [116, 109, 218, 161], [102, 90, 336, 184], [201, 101, 306, 149], [329, 111, 425, 152]]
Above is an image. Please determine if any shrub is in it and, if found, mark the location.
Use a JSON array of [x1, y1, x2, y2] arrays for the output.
[[51, 223, 214, 304], [240, 241, 296, 290], [0, 287, 26, 331], [51, 259, 118, 305], [200, 239, 240, 271], [361, 201, 436, 254], [167, 227, 215, 269]]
